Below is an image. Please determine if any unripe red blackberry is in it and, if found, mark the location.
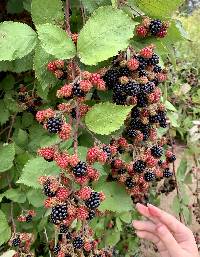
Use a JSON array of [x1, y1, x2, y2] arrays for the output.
[[166, 154, 176, 163], [144, 171, 155, 182], [73, 237, 84, 249], [73, 161, 87, 177], [133, 160, 146, 173], [136, 25, 148, 37], [46, 117, 63, 133]]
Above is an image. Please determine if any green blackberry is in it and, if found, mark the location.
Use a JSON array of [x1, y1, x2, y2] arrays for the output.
[[151, 145, 163, 158], [87, 210, 96, 220], [144, 171, 155, 182], [125, 82, 140, 96], [137, 94, 148, 107], [85, 192, 100, 209], [148, 53, 159, 65], [141, 82, 155, 94], [54, 244, 61, 255], [103, 69, 120, 89], [127, 128, 137, 138], [50, 204, 68, 224], [149, 19, 162, 35], [119, 67, 131, 77], [125, 177, 135, 189], [46, 117, 63, 133], [73, 237, 83, 249], [133, 160, 146, 173], [153, 65, 162, 73], [60, 224, 68, 233], [12, 236, 21, 247], [163, 168, 173, 178], [73, 161, 87, 177], [167, 154, 176, 163], [43, 180, 56, 197], [26, 214, 32, 223]]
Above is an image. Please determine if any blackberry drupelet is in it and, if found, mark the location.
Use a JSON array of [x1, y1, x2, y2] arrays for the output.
[[87, 210, 96, 220], [151, 145, 163, 158], [163, 168, 173, 178], [144, 171, 155, 182], [50, 204, 68, 224], [167, 154, 176, 163], [73, 237, 84, 249], [60, 224, 68, 233], [46, 117, 63, 133], [153, 65, 162, 73], [148, 53, 159, 65], [26, 214, 32, 223], [72, 83, 86, 97], [103, 69, 120, 89], [113, 83, 124, 94], [73, 161, 87, 177], [149, 19, 162, 35], [149, 115, 160, 124], [142, 129, 150, 141], [125, 177, 135, 189], [12, 236, 21, 247], [133, 160, 146, 173], [85, 191, 100, 209], [43, 180, 56, 197], [113, 92, 127, 105], [119, 67, 131, 77]]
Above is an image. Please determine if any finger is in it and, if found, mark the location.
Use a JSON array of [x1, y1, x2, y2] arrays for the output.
[[132, 220, 157, 233], [156, 224, 183, 257], [136, 203, 159, 224], [136, 230, 169, 257], [147, 204, 191, 235]]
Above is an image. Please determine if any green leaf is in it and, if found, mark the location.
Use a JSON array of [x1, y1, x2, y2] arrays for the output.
[[85, 102, 132, 135], [0, 210, 11, 246], [23, 0, 31, 12], [0, 144, 15, 173], [182, 205, 191, 225], [17, 157, 60, 188], [80, 0, 111, 13], [31, 0, 64, 26], [134, 0, 184, 18], [34, 46, 58, 90], [37, 24, 76, 60], [4, 188, 26, 203], [77, 6, 137, 65], [184, 173, 192, 184], [0, 101, 10, 125], [0, 74, 15, 90], [116, 217, 122, 231], [0, 250, 16, 257], [94, 182, 132, 212], [14, 129, 28, 147], [7, 0, 24, 14], [0, 21, 37, 61], [119, 212, 132, 223], [167, 111, 179, 127], [27, 189, 45, 207], [171, 195, 181, 215], [164, 100, 177, 112], [105, 229, 120, 246], [182, 191, 190, 205], [177, 159, 187, 181]]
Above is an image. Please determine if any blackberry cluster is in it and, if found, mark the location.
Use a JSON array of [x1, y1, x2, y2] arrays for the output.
[[73, 161, 87, 177], [50, 204, 68, 224], [46, 117, 63, 133], [73, 237, 84, 249], [85, 192, 101, 209]]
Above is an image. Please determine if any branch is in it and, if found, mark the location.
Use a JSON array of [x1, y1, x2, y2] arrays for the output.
[[73, 101, 80, 155], [65, 0, 71, 36], [7, 114, 17, 143], [44, 227, 52, 257]]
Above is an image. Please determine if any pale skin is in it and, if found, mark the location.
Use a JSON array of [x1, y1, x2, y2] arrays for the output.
[[132, 203, 199, 257]]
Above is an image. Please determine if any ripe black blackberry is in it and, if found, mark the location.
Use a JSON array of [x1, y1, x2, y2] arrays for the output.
[[133, 160, 146, 173], [130, 118, 142, 130], [54, 244, 61, 255], [148, 53, 159, 65], [72, 83, 86, 97], [137, 56, 149, 69], [46, 117, 63, 133], [142, 129, 150, 141], [149, 19, 162, 35], [112, 92, 127, 105], [113, 83, 124, 94], [103, 69, 120, 89], [167, 154, 176, 163], [125, 177, 135, 189], [127, 128, 137, 138], [87, 210, 96, 220], [103, 146, 112, 158], [163, 168, 173, 178], [50, 204, 68, 224], [138, 69, 148, 77], [73, 237, 83, 249], [73, 161, 87, 177], [12, 236, 21, 247], [26, 214, 32, 223], [142, 82, 155, 94], [131, 108, 140, 118], [18, 94, 26, 102], [27, 105, 37, 115], [117, 168, 126, 175], [119, 67, 131, 77], [137, 94, 148, 107], [43, 180, 56, 197], [149, 115, 160, 124], [60, 224, 68, 233], [85, 191, 100, 209], [153, 65, 162, 73], [144, 171, 155, 182], [125, 82, 140, 96], [151, 145, 163, 158]]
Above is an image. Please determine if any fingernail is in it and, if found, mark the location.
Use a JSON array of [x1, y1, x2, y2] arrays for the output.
[[147, 204, 160, 216]]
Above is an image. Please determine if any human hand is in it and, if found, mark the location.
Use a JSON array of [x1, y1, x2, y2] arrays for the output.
[[132, 203, 199, 257]]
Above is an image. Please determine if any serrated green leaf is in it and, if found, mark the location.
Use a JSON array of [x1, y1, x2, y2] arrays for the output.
[[34, 46, 58, 90], [31, 0, 64, 26], [37, 24, 76, 60], [3, 93, 20, 113], [21, 113, 34, 128], [0, 21, 37, 61], [0, 210, 11, 246], [134, 0, 184, 18], [177, 159, 187, 181], [105, 229, 120, 246], [0, 74, 15, 90], [17, 157, 60, 188], [77, 6, 137, 65], [116, 217, 122, 231], [94, 182, 132, 212], [119, 212, 132, 223], [14, 129, 28, 147], [0, 144, 15, 173], [165, 100, 177, 112], [4, 188, 26, 203], [85, 102, 132, 135], [80, 0, 111, 13], [27, 189, 45, 207], [184, 173, 192, 184], [0, 250, 16, 257], [168, 111, 179, 127], [182, 205, 191, 225], [0, 101, 10, 125], [171, 195, 181, 215]]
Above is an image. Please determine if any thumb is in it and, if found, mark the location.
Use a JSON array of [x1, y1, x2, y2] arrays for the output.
[[156, 224, 182, 257]]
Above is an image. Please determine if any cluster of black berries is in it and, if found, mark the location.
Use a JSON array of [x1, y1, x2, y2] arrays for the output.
[[85, 192, 101, 210], [73, 161, 87, 177], [46, 117, 63, 134], [50, 204, 68, 224], [9, 233, 33, 257]]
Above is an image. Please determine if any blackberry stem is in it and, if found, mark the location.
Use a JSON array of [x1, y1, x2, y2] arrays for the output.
[[65, 0, 71, 36]]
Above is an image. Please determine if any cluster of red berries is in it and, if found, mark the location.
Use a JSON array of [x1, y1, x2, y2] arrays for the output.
[[17, 210, 36, 223], [17, 85, 42, 115], [136, 17, 169, 38], [9, 233, 34, 257]]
